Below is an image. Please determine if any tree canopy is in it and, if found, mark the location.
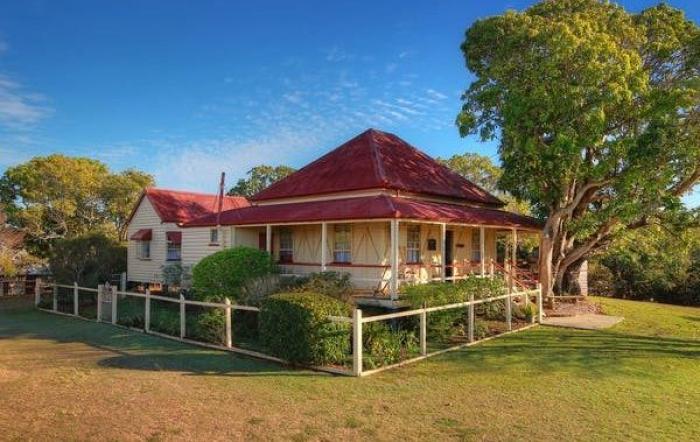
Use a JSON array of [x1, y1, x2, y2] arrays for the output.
[[439, 152, 532, 215], [457, 0, 700, 296], [0, 155, 154, 254], [227, 165, 296, 197]]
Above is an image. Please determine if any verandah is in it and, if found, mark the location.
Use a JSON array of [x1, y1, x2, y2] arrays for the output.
[[229, 219, 540, 300]]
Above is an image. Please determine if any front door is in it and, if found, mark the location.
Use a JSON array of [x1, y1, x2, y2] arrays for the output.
[[445, 230, 454, 278]]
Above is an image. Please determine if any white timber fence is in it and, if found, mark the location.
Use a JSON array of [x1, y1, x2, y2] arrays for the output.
[[34, 281, 543, 377]]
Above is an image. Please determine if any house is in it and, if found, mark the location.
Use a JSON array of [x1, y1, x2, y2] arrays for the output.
[[136, 128, 542, 302], [126, 188, 248, 284]]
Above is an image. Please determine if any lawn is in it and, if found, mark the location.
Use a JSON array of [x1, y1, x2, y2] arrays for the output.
[[0, 296, 698, 441]]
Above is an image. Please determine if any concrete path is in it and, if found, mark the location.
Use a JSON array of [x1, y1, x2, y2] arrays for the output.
[[542, 313, 623, 330]]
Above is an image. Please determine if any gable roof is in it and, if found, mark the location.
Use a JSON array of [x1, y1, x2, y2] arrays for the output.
[[252, 128, 503, 206], [128, 188, 250, 225]]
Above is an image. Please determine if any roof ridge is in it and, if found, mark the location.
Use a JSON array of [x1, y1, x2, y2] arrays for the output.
[[367, 130, 388, 187]]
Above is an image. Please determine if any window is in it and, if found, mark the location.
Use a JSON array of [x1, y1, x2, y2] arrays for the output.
[[333, 224, 351, 263], [210, 228, 219, 244], [406, 225, 421, 263], [138, 241, 151, 259], [167, 242, 181, 261], [279, 228, 293, 263], [471, 229, 481, 261]]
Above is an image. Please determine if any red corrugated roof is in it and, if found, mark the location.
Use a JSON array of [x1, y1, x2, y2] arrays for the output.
[[129, 188, 250, 224], [184, 196, 541, 230], [251, 129, 504, 206]]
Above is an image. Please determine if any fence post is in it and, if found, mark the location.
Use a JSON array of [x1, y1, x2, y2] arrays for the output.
[[537, 284, 543, 324], [96, 284, 103, 322], [352, 309, 363, 377], [52, 284, 58, 312], [224, 298, 232, 348], [506, 292, 512, 331], [73, 282, 79, 316], [180, 294, 186, 339], [0, 279, 3, 297], [111, 286, 118, 324], [144, 289, 151, 332], [468, 293, 475, 343], [34, 278, 41, 307], [420, 308, 427, 356]]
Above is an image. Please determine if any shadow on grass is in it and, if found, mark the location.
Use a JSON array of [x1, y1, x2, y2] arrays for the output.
[[432, 326, 700, 378], [0, 302, 315, 378], [4, 298, 698, 380]]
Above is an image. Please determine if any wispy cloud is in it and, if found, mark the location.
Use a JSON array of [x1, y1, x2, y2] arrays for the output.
[[325, 46, 353, 63], [0, 75, 52, 129], [426, 88, 448, 100]]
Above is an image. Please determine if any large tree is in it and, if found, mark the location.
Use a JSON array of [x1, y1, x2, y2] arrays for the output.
[[0, 155, 154, 254], [227, 165, 295, 197], [457, 0, 700, 296]]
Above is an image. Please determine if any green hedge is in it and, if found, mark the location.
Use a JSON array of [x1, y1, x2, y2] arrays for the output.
[[402, 277, 505, 308], [259, 292, 351, 365], [402, 277, 506, 342], [192, 247, 276, 302]]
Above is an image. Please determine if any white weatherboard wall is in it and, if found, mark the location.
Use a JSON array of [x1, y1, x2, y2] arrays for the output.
[[126, 197, 182, 283], [181, 227, 227, 267]]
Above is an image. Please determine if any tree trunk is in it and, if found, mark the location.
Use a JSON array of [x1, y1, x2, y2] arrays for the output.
[[558, 259, 586, 296], [539, 229, 555, 302]]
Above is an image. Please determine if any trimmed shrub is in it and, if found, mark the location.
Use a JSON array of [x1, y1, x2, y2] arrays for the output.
[[188, 309, 225, 345], [362, 321, 419, 369], [259, 292, 351, 365], [402, 277, 506, 342], [283, 272, 353, 302], [192, 247, 276, 302]]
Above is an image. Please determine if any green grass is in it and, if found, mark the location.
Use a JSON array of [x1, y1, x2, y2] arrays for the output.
[[0, 295, 698, 441]]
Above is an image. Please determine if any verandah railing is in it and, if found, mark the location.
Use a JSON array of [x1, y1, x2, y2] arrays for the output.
[[34, 282, 543, 377]]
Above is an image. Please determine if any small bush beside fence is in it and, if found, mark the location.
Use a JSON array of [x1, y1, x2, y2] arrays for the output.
[[259, 292, 351, 366]]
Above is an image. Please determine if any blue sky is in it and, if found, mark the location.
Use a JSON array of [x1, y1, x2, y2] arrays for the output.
[[0, 0, 697, 206]]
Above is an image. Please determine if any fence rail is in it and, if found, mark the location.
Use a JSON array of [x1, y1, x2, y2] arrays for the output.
[[34, 281, 543, 377]]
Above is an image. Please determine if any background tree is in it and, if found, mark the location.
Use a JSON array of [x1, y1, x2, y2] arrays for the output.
[[0, 155, 154, 255], [102, 169, 154, 240], [457, 0, 700, 296], [227, 165, 295, 197], [589, 224, 700, 306], [440, 153, 533, 215], [48, 233, 126, 286]]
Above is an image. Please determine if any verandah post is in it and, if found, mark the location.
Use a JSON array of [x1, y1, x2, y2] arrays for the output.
[[224, 298, 232, 348], [468, 293, 475, 343], [420, 308, 427, 356], [96, 284, 103, 322], [180, 294, 186, 339], [320, 222, 327, 272], [144, 289, 151, 332], [111, 285, 118, 324], [352, 309, 363, 377], [440, 223, 447, 282], [120, 272, 127, 293], [506, 291, 512, 331], [73, 282, 79, 316], [480, 226, 486, 276], [34, 277, 41, 307], [389, 220, 399, 300], [52, 284, 58, 312]]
